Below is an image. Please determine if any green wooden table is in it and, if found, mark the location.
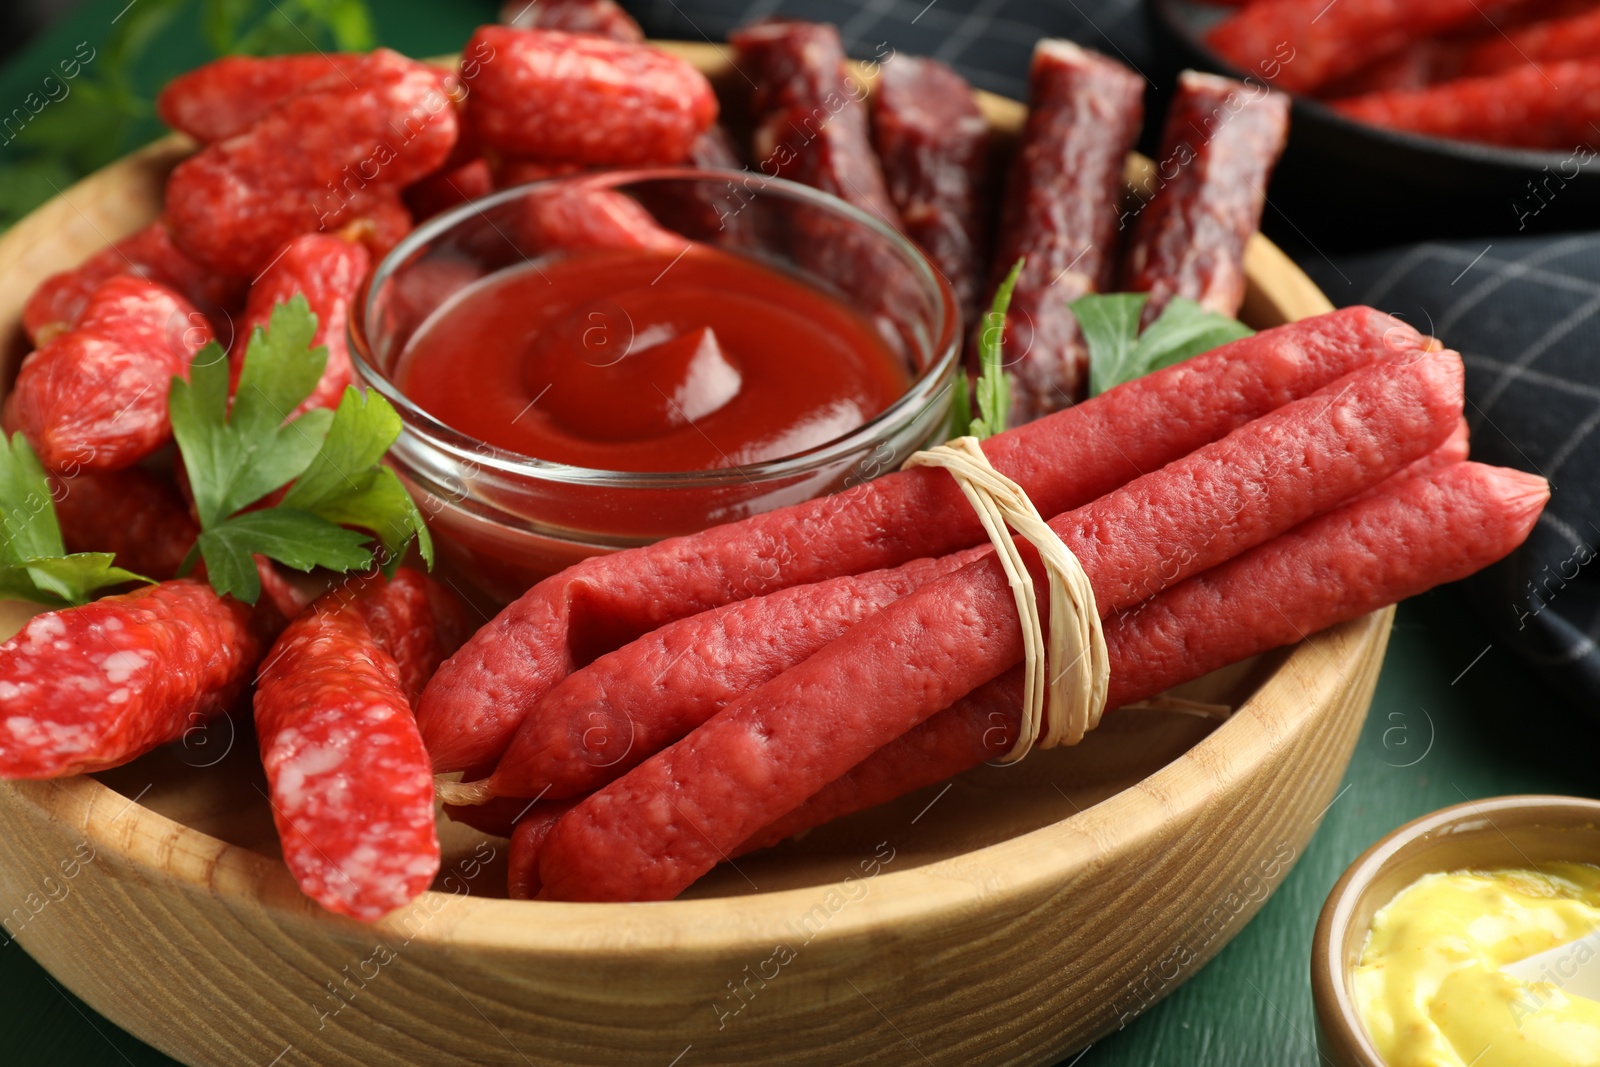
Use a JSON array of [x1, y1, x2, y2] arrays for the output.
[[2, 3, 1590, 1064]]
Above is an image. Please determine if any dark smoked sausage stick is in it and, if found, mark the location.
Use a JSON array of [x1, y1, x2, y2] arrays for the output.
[[1118, 71, 1289, 325], [988, 39, 1143, 420], [870, 56, 992, 323], [729, 19, 901, 226]]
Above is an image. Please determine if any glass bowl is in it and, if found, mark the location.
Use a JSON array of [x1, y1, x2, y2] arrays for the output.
[[351, 169, 961, 601]]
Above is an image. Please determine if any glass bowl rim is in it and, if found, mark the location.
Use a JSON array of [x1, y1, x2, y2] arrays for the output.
[[349, 167, 962, 489]]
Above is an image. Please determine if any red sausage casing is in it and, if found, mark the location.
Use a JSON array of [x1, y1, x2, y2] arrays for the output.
[[254, 570, 469, 921]]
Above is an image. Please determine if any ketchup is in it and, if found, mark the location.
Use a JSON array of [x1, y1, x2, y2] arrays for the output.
[[397, 245, 910, 471]]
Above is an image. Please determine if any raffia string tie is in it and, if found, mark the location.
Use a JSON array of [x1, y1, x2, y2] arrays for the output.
[[903, 436, 1109, 762], [438, 438, 1137, 806], [435, 775, 495, 807]]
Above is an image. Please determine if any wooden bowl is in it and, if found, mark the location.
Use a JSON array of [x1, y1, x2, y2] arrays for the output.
[[0, 42, 1388, 1067], [1311, 795, 1600, 1067]]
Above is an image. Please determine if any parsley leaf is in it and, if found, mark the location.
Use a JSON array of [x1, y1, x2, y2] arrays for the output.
[[170, 296, 334, 529], [218, 0, 376, 55], [1131, 297, 1256, 380], [0, 434, 148, 607], [194, 510, 372, 604], [952, 257, 1025, 441], [1077, 295, 1255, 397], [973, 259, 1024, 439], [0, 432, 65, 565], [168, 296, 433, 604], [1075, 293, 1148, 398], [948, 373, 971, 440], [278, 388, 433, 576], [2, 555, 147, 607]]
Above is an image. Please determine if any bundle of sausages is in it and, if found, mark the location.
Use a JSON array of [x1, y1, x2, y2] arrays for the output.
[[1205, 0, 1600, 149], [420, 309, 1545, 902]]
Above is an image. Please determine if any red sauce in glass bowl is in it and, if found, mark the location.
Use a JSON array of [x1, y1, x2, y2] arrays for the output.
[[395, 244, 909, 472]]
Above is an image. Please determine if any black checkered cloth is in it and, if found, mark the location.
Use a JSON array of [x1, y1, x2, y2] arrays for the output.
[[1304, 243, 1600, 706], [623, 0, 1600, 703], [624, 0, 1152, 100]]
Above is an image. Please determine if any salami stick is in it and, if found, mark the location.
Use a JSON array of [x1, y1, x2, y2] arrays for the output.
[[156, 54, 364, 144], [870, 56, 991, 322], [989, 40, 1143, 418], [740, 461, 1546, 855], [1119, 72, 1289, 324], [254, 570, 469, 921], [485, 422, 1471, 802], [404, 159, 495, 222], [1333, 61, 1600, 150], [508, 801, 578, 900], [0, 580, 275, 779], [1458, 8, 1600, 77], [1317, 0, 1600, 96], [499, 0, 645, 42], [235, 235, 369, 418], [417, 307, 1426, 774], [1205, 0, 1536, 94], [487, 548, 987, 799], [55, 468, 200, 581], [22, 221, 244, 346], [4, 276, 213, 472], [729, 20, 900, 225], [536, 350, 1465, 901], [165, 50, 456, 278], [462, 27, 716, 166], [733, 428, 1482, 846], [517, 183, 683, 252]]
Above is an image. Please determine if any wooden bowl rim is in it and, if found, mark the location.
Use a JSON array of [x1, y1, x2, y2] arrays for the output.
[[8, 618, 1389, 957], [0, 39, 1374, 960]]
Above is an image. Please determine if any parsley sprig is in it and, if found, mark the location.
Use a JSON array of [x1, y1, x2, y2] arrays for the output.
[[952, 257, 1025, 441], [0, 434, 148, 607], [171, 294, 432, 604], [1074, 293, 1254, 397]]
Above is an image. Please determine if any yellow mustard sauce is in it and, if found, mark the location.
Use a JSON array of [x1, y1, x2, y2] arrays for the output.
[[1354, 865, 1600, 1067]]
